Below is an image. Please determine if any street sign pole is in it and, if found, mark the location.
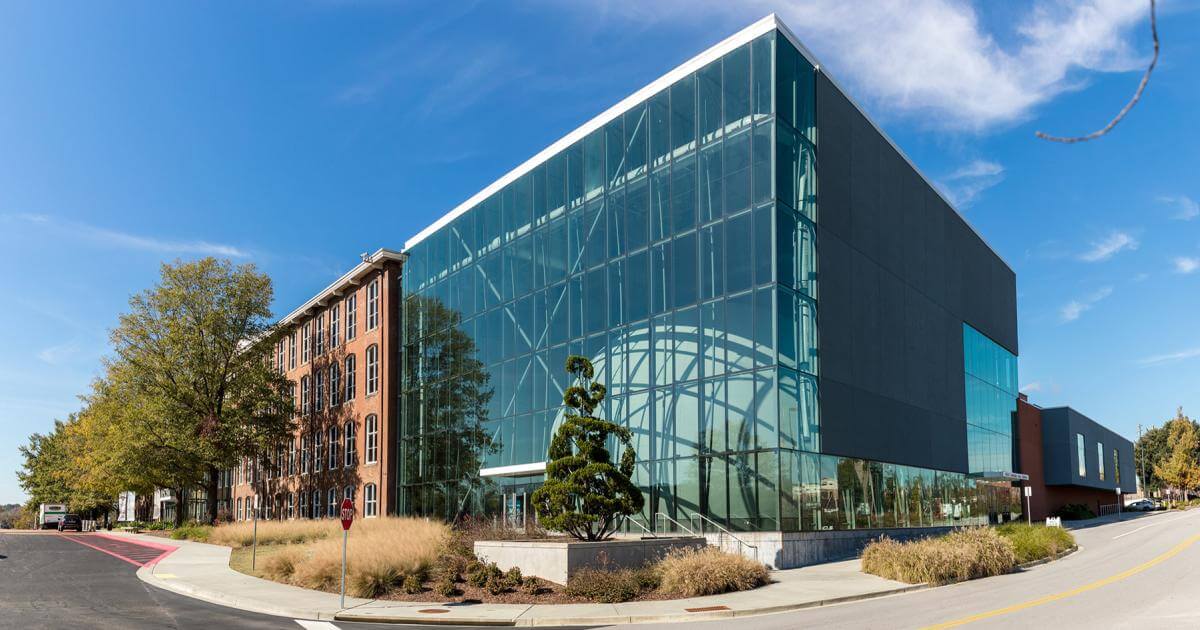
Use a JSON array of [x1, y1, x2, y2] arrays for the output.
[[252, 494, 259, 570], [1024, 485, 1032, 525], [1116, 487, 1122, 522], [339, 497, 355, 609]]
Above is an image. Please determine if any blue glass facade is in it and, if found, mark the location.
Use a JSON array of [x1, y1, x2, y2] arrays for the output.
[[397, 24, 1020, 533], [963, 324, 1019, 474]]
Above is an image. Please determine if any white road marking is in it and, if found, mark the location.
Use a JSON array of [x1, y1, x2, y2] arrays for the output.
[[1112, 512, 1197, 540], [294, 621, 340, 630]]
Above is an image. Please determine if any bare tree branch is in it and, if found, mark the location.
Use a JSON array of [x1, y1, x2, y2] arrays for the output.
[[1036, 0, 1158, 144]]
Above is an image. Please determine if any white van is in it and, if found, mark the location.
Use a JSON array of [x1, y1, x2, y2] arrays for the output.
[[38, 504, 67, 529]]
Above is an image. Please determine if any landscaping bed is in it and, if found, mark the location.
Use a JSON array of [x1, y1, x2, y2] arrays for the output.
[[198, 517, 770, 604], [861, 524, 1076, 585]]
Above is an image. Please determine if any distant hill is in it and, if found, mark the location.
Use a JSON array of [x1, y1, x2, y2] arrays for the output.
[[0, 503, 23, 528]]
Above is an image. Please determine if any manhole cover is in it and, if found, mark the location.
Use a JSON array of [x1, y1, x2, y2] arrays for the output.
[[684, 605, 731, 613], [418, 609, 450, 614]]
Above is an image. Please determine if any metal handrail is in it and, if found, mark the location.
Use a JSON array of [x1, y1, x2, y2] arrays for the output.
[[654, 512, 698, 536], [622, 515, 656, 538], [689, 513, 759, 560]]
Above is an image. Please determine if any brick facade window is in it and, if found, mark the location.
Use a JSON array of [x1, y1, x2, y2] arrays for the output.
[[365, 344, 378, 395], [346, 294, 357, 340], [365, 414, 378, 464], [366, 278, 379, 331]]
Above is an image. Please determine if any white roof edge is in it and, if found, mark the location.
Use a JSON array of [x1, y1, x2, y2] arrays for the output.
[[403, 14, 1011, 271], [275, 247, 405, 329]]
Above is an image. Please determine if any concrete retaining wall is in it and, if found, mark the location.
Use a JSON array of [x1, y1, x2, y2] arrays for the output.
[[706, 527, 956, 569], [474, 537, 706, 584]]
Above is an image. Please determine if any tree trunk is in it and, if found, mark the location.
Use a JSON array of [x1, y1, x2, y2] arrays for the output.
[[206, 464, 220, 525], [173, 488, 186, 528]]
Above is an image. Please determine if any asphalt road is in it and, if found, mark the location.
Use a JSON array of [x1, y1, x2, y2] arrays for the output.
[[0, 531, 565, 630], [4, 512, 1197, 629], [623, 509, 1200, 630]]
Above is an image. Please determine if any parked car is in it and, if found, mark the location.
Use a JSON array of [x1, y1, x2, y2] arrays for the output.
[[1124, 499, 1155, 512], [57, 514, 83, 532]]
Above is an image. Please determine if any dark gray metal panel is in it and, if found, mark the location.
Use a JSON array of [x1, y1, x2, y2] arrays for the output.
[[1045, 407, 1137, 492], [922, 187, 947, 307], [812, 70, 1015, 475], [878, 269, 906, 404], [900, 167, 927, 295], [850, 251, 882, 394], [817, 228, 854, 384], [877, 145, 905, 279], [849, 108, 881, 265], [815, 73, 852, 242]]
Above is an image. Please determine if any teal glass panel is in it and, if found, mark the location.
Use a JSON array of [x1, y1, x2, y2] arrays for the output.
[[627, 176, 649, 251], [672, 232, 698, 309], [724, 130, 752, 215], [698, 59, 722, 145], [753, 122, 773, 206], [624, 103, 648, 180], [698, 143, 723, 223], [670, 74, 696, 157], [699, 222, 724, 300], [725, 211, 753, 293], [583, 129, 604, 202], [605, 118, 624, 188], [670, 154, 697, 233], [722, 43, 751, 133], [752, 32, 773, 121], [650, 90, 670, 169]]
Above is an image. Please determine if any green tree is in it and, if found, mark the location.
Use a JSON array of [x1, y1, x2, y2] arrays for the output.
[[1136, 412, 1200, 495], [17, 419, 73, 509], [109, 258, 294, 523], [1153, 408, 1200, 507], [531, 355, 643, 541]]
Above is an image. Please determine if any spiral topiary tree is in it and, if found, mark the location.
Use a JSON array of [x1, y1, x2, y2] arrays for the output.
[[531, 355, 643, 541]]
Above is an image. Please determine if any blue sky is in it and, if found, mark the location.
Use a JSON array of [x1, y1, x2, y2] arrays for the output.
[[2, 1, 1197, 504]]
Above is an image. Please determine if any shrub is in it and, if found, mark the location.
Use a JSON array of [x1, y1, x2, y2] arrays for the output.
[[171, 524, 212, 542], [656, 547, 769, 597], [565, 566, 660, 603], [402, 573, 424, 594], [503, 567, 523, 588], [145, 521, 170, 531], [467, 561, 502, 588], [435, 576, 458, 597], [861, 527, 1016, 585], [521, 576, 545, 595], [531, 355, 644, 541], [996, 523, 1076, 563], [484, 573, 509, 595], [1053, 503, 1096, 520]]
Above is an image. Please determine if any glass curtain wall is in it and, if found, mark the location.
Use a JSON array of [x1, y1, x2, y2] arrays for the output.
[[398, 28, 1019, 533], [963, 324, 1019, 474]]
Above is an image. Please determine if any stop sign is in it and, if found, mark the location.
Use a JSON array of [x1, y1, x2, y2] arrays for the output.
[[340, 497, 355, 531]]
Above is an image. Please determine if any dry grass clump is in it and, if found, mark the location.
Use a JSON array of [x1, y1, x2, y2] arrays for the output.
[[564, 566, 661, 603], [861, 527, 1016, 585], [209, 519, 341, 548], [281, 517, 447, 597], [260, 546, 306, 582], [656, 547, 770, 597]]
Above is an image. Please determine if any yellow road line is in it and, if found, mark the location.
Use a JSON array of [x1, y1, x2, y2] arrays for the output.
[[923, 533, 1200, 629]]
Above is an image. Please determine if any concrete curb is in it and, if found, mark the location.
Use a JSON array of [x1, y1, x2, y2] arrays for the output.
[[332, 583, 933, 626]]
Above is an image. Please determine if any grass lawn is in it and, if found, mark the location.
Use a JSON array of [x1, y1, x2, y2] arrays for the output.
[[228, 544, 291, 579]]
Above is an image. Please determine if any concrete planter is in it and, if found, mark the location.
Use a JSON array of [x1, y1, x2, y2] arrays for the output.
[[474, 537, 707, 584]]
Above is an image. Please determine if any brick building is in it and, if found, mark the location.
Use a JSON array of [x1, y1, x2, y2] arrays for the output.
[[229, 249, 403, 523]]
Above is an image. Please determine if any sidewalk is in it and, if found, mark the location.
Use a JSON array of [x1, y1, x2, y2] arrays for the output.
[[109, 531, 922, 626]]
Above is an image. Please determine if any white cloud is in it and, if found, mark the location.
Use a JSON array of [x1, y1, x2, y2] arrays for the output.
[[941, 159, 1005, 207], [1159, 195, 1200, 221], [1137, 347, 1200, 367], [1021, 381, 1043, 393], [1174, 257, 1200, 274], [565, 0, 1149, 130], [1078, 230, 1138, 262], [1059, 285, 1113, 323], [6, 214, 248, 258]]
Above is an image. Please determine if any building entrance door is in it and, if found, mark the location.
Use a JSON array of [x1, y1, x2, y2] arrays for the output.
[[504, 491, 527, 530]]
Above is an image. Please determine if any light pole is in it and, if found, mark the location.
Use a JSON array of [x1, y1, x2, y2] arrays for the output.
[[1138, 423, 1146, 498]]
